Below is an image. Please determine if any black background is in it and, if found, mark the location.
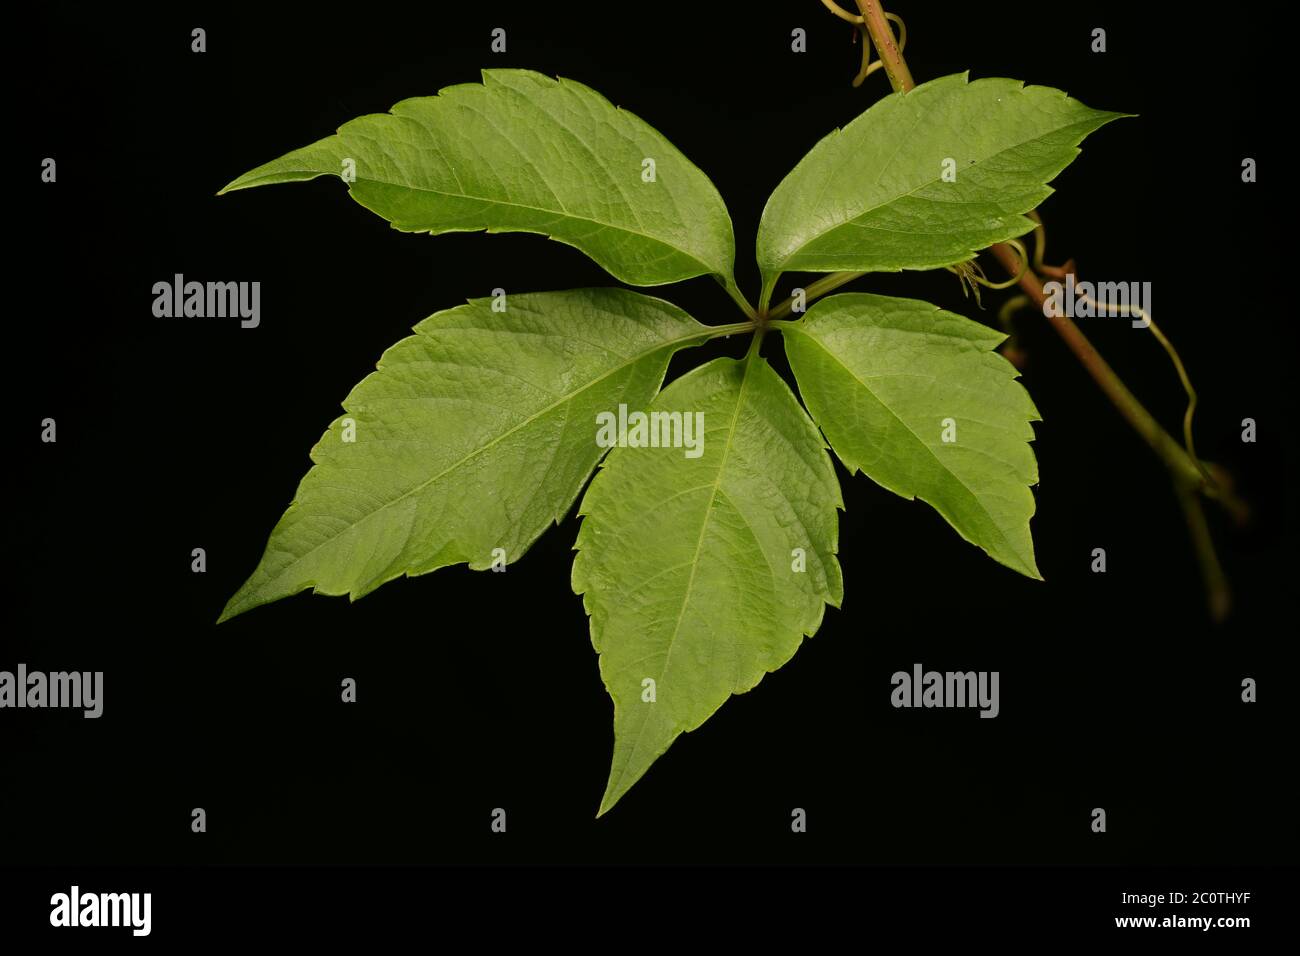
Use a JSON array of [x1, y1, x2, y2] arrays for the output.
[[6, 0, 1293, 882]]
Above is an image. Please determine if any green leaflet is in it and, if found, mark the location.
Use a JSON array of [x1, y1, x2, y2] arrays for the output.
[[781, 293, 1041, 579], [219, 69, 736, 289], [572, 352, 844, 815], [756, 72, 1126, 298], [220, 288, 719, 623]]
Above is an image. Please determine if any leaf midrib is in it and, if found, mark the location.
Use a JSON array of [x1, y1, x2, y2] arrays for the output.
[[239, 168, 720, 278], [786, 324, 1030, 569], [254, 323, 720, 594], [771, 111, 1103, 272], [603, 353, 757, 801]]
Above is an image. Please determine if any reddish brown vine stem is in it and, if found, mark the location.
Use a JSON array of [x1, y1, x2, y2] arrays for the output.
[[988, 245, 1197, 488], [854, 0, 1243, 620], [857, 0, 914, 92]]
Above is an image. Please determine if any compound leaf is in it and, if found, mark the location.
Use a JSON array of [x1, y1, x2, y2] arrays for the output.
[[221, 288, 716, 623], [573, 352, 843, 815], [220, 69, 736, 289], [782, 293, 1041, 578], [756, 72, 1126, 297]]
